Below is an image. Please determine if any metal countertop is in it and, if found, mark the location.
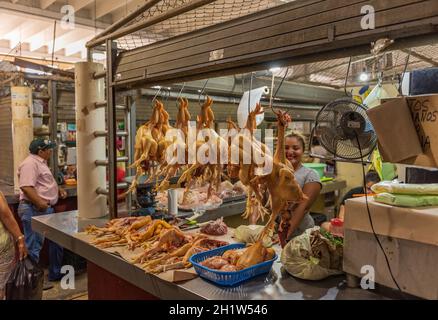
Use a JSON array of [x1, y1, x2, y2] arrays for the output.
[[32, 210, 396, 300]]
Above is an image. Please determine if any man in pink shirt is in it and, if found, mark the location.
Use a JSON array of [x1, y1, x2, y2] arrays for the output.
[[17, 139, 67, 284]]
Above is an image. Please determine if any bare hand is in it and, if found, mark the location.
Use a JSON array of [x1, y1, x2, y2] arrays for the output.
[[59, 188, 67, 199], [16, 238, 28, 260], [37, 201, 49, 211]]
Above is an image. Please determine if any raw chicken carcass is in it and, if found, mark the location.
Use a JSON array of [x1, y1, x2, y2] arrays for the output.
[[201, 256, 230, 269], [220, 264, 239, 272], [236, 241, 276, 270]]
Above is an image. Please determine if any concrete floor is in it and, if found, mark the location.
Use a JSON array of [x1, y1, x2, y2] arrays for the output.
[[42, 271, 88, 300]]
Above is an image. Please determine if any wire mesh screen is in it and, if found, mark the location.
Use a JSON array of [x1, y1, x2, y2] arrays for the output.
[[281, 47, 437, 88], [116, 0, 286, 50]]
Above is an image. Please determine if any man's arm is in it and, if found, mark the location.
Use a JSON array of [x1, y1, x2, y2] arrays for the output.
[[21, 186, 48, 210]]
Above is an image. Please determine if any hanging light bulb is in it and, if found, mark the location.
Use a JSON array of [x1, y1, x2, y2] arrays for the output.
[[359, 68, 369, 82]]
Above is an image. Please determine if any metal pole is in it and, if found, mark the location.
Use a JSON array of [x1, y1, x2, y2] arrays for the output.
[[129, 93, 138, 212], [125, 95, 132, 215], [106, 39, 118, 219], [48, 80, 59, 177]]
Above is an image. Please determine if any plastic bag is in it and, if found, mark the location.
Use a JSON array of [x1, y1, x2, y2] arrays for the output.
[[280, 227, 343, 281], [372, 181, 438, 195], [234, 225, 273, 247], [374, 192, 438, 207], [6, 257, 44, 300]]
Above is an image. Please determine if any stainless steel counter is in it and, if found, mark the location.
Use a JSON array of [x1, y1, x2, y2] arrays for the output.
[[32, 210, 398, 300], [0, 182, 77, 205]]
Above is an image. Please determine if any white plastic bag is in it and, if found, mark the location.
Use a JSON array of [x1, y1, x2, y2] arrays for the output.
[[280, 227, 343, 281]]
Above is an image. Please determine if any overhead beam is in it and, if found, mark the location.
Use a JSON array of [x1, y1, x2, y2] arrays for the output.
[[112, 0, 438, 89], [110, 0, 159, 23], [0, 1, 110, 30], [0, 44, 84, 64], [69, 0, 95, 13], [3, 20, 52, 48], [402, 48, 438, 67], [40, 0, 57, 10], [96, 0, 134, 19]]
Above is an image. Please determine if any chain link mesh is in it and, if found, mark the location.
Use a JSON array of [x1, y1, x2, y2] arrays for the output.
[[286, 46, 436, 88], [116, 0, 286, 50]]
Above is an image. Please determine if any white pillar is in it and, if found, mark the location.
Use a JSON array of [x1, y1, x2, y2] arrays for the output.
[[75, 62, 107, 219], [11, 87, 34, 193]]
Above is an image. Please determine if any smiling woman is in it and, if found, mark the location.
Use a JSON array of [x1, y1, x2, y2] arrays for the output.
[[278, 133, 322, 247]]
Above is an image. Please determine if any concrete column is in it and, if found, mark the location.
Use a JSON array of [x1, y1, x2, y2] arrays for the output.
[[75, 62, 107, 218], [11, 86, 33, 193]]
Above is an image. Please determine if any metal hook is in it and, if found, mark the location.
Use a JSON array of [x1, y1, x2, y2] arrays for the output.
[[247, 72, 254, 115], [270, 67, 289, 114], [176, 82, 186, 107], [152, 86, 162, 103], [198, 79, 209, 106], [164, 88, 170, 102]]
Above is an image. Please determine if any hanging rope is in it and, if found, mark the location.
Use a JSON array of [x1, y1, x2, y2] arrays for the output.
[[344, 56, 352, 97]]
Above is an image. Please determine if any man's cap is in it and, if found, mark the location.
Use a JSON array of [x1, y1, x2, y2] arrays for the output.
[[29, 139, 57, 154]]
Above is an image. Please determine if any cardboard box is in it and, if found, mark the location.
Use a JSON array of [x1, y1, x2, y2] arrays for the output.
[[343, 197, 438, 299], [369, 95, 438, 167], [404, 95, 438, 167], [367, 97, 422, 163]]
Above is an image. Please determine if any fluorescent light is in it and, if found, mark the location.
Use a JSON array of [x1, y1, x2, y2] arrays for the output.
[[151, 85, 161, 89], [359, 72, 369, 82], [269, 67, 281, 73]]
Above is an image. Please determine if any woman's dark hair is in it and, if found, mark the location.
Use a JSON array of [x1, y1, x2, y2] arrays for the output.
[[285, 132, 306, 151], [365, 171, 381, 184]]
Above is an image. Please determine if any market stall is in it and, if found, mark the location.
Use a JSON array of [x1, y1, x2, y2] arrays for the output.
[[32, 211, 402, 300], [27, 0, 438, 300]]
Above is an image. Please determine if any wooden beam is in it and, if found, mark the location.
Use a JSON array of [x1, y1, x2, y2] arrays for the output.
[[13, 57, 74, 78], [111, 0, 438, 88], [40, 0, 57, 10], [402, 49, 438, 66], [96, 0, 133, 19], [69, 0, 95, 12]]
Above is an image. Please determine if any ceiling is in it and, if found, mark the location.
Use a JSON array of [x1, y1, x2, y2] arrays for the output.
[[0, 0, 157, 66], [0, 0, 291, 66]]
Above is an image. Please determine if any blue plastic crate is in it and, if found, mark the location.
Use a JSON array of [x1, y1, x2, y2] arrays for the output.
[[189, 243, 277, 287]]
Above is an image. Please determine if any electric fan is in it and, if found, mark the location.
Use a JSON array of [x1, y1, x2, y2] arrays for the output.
[[310, 97, 377, 161]]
